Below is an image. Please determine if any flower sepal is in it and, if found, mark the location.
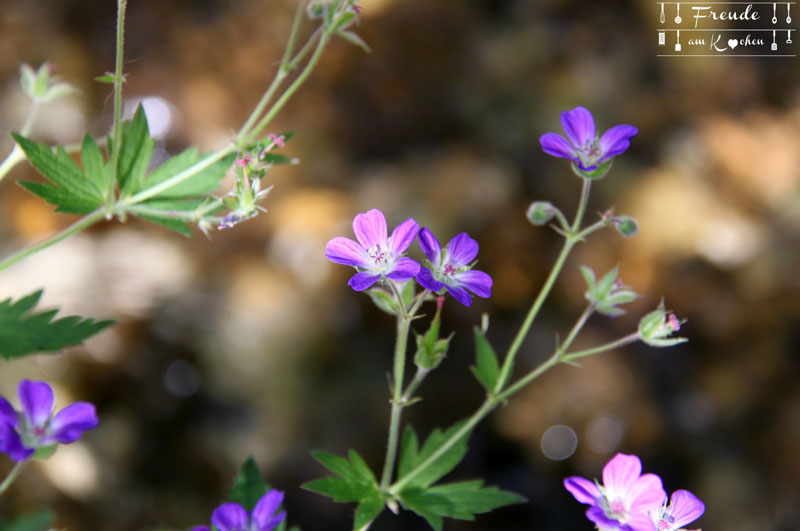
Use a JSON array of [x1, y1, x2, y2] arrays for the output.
[[414, 297, 452, 371], [581, 266, 639, 317], [526, 201, 560, 226], [639, 301, 687, 347], [33, 443, 58, 460], [612, 215, 639, 238], [571, 159, 612, 180]]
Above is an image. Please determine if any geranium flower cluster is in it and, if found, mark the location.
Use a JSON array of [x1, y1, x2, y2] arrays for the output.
[[325, 209, 492, 307], [565, 453, 704, 531], [0, 380, 98, 462]]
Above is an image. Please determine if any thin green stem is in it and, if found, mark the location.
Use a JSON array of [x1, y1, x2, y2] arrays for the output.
[[123, 144, 236, 205], [401, 367, 430, 402], [121, 202, 224, 223], [561, 332, 640, 363], [0, 209, 106, 272], [494, 178, 592, 392], [380, 312, 411, 491], [559, 303, 594, 355], [0, 102, 40, 183], [285, 28, 323, 71], [0, 461, 27, 497], [389, 399, 495, 495], [281, 0, 308, 69], [106, 0, 128, 215], [574, 218, 610, 241]]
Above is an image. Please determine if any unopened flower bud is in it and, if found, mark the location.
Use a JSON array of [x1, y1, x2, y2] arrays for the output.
[[527, 201, 556, 226], [614, 215, 639, 238], [638, 301, 687, 347]]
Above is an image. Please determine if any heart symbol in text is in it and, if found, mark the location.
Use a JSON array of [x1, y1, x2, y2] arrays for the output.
[[728, 38, 739, 49]]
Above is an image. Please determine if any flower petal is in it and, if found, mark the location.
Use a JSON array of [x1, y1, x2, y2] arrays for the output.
[[602, 453, 642, 502], [585, 506, 620, 530], [598, 124, 638, 160], [628, 511, 659, 531], [665, 489, 705, 529], [564, 476, 601, 505], [210, 502, 249, 531], [263, 512, 286, 531], [446, 233, 479, 267], [561, 106, 596, 148], [446, 285, 473, 306], [457, 270, 492, 298], [348, 272, 381, 291], [416, 268, 445, 292], [540, 133, 578, 160], [0, 397, 18, 426], [628, 472, 666, 514], [48, 402, 99, 444], [325, 237, 368, 267], [0, 423, 33, 462], [353, 209, 387, 249], [252, 490, 285, 530], [386, 257, 420, 281], [389, 218, 419, 256], [418, 228, 442, 265], [191, 527, 210, 531], [18, 380, 53, 427]]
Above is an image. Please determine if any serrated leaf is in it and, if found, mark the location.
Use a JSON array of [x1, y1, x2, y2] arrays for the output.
[[117, 105, 155, 196], [134, 197, 213, 237], [471, 327, 499, 393], [142, 148, 235, 199], [80, 133, 108, 193], [304, 449, 380, 505], [399, 480, 525, 530], [0, 509, 54, 531], [12, 133, 104, 214], [0, 290, 114, 360], [396, 422, 470, 490], [353, 494, 383, 531], [228, 456, 269, 512]]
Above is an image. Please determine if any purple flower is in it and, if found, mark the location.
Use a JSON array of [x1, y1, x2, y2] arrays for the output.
[[564, 453, 667, 531], [649, 489, 705, 531], [416, 228, 492, 307], [540, 106, 638, 172], [193, 489, 286, 531], [0, 380, 99, 462], [325, 208, 420, 291]]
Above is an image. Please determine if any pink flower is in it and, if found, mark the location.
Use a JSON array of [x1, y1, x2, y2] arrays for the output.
[[564, 453, 667, 531], [649, 489, 705, 531]]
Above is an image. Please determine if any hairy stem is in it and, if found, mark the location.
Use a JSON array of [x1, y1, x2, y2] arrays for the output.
[[0, 209, 106, 272], [106, 0, 128, 216]]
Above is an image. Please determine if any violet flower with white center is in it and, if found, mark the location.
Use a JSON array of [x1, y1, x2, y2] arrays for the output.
[[415, 228, 492, 307], [0, 380, 99, 462], [540, 106, 638, 172], [193, 489, 286, 531], [649, 489, 705, 531], [325, 208, 420, 291], [564, 453, 667, 531]]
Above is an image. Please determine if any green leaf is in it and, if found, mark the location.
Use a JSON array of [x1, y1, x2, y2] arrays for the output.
[[396, 422, 471, 490], [134, 197, 215, 237], [470, 327, 499, 393], [13, 133, 105, 214], [353, 494, 384, 531], [117, 105, 155, 197], [0, 290, 114, 360], [0, 509, 54, 531], [80, 133, 108, 193], [399, 480, 525, 530], [229, 456, 269, 512], [142, 148, 235, 199], [302, 450, 380, 505]]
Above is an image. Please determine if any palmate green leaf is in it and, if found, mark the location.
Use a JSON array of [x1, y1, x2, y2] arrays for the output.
[[0, 509, 54, 531], [396, 422, 471, 490], [302, 449, 381, 506], [117, 105, 155, 197], [141, 148, 235, 199], [229, 456, 270, 512], [80, 133, 108, 193], [12, 133, 105, 214], [0, 290, 114, 360], [399, 480, 525, 531], [471, 327, 499, 393], [354, 494, 384, 531]]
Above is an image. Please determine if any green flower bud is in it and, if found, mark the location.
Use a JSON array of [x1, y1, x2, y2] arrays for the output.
[[527, 201, 556, 226], [614, 215, 639, 238], [638, 301, 687, 347]]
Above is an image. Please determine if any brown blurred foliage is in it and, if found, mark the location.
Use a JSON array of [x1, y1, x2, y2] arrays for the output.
[[1, 0, 799, 529]]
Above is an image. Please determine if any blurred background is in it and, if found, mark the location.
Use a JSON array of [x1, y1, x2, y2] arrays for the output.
[[1, 0, 799, 529]]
